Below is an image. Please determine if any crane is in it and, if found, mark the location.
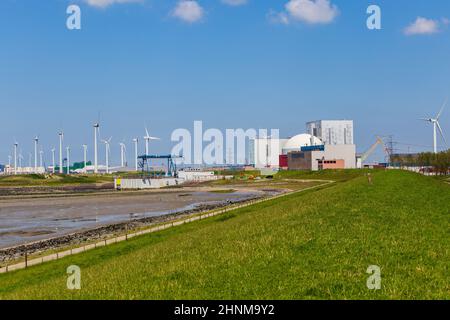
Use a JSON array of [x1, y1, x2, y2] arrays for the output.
[[359, 136, 390, 163]]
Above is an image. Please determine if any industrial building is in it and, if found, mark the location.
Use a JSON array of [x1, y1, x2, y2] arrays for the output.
[[3, 165, 46, 175], [249, 138, 289, 169], [178, 169, 218, 182], [287, 144, 357, 171], [306, 120, 354, 145], [250, 134, 322, 169], [250, 120, 357, 171]]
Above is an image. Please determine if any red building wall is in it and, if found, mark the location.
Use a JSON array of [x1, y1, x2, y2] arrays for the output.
[[279, 155, 288, 168]]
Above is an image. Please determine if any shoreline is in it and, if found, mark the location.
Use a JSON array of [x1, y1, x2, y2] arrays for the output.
[[0, 192, 274, 264]]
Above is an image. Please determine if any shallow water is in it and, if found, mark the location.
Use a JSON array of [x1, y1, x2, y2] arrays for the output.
[[0, 191, 257, 248]]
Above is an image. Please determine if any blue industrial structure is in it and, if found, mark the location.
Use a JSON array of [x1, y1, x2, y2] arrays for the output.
[[138, 154, 182, 177], [301, 145, 325, 152]]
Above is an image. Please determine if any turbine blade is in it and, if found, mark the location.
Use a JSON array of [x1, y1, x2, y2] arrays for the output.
[[436, 99, 447, 120], [436, 121, 448, 148], [145, 127, 150, 137]]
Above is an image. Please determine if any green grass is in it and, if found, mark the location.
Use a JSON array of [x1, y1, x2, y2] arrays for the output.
[[0, 170, 448, 299], [275, 168, 373, 182], [0, 174, 113, 187]]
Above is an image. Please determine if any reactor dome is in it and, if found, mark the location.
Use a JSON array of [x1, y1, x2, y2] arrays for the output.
[[282, 134, 323, 154]]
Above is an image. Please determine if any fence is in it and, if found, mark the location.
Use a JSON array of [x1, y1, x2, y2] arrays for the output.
[[0, 181, 334, 274]]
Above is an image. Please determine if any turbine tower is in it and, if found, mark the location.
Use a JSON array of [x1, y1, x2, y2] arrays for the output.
[[119, 142, 126, 167], [143, 127, 160, 156], [101, 137, 112, 174], [58, 131, 64, 174], [39, 149, 44, 169], [34, 136, 39, 172], [51, 148, 56, 173], [133, 138, 139, 171], [13, 142, 18, 175], [18, 152, 23, 169], [93, 122, 100, 174], [82, 144, 88, 173], [420, 100, 448, 153], [66, 146, 70, 175]]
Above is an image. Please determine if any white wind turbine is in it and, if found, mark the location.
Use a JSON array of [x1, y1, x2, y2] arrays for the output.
[[119, 142, 127, 168], [419, 100, 448, 153], [82, 144, 88, 173], [58, 131, 64, 174], [13, 141, 18, 175], [143, 127, 160, 156], [133, 138, 139, 171], [18, 152, 23, 169], [66, 146, 71, 174], [39, 149, 44, 168], [101, 137, 112, 174], [34, 136, 39, 172], [93, 122, 100, 174], [51, 148, 56, 173]]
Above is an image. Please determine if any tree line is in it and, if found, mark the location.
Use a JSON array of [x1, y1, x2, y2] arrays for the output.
[[390, 150, 450, 175]]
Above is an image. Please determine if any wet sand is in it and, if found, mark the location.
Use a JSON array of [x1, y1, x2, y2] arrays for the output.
[[0, 189, 261, 249]]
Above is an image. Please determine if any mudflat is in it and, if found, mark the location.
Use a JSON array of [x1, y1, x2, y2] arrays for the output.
[[0, 188, 261, 248]]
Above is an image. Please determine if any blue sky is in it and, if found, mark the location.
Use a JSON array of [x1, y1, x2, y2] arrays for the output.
[[0, 0, 449, 165]]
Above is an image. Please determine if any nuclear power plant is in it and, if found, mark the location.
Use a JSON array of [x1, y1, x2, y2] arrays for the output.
[[249, 120, 357, 171]]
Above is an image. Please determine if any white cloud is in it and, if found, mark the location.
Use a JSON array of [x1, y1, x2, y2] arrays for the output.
[[84, 0, 142, 9], [404, 17, 439, 35], [221, 0, 248, 6], [172, 0, 204, 23], [285, 0, 338, 24]]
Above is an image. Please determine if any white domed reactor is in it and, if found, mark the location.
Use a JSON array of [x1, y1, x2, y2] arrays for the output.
[[282, 134, 322, 154]]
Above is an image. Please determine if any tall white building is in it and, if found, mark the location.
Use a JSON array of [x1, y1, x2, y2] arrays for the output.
[[306, 120, 354, 145], [249, 138, 288, 169]]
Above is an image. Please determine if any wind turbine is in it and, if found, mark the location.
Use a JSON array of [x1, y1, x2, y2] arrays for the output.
[[13, 142, 18, 175], [58, 131, 64, 174], [18, 152, 23, 169], [419, 100, 448, 153], [51, 148, 56, 173], [101, 137, 112, 174], [8, 155, 12, 167], [66, 146, 71, 175], [82, 144, 88, 173], [93, 122, 100, 174], [119, 142, 127, 167], [143, 127, 160, 156], [34, 136, 39, 172], [133, 138, 139, 171], [39, 149, 44, 169]]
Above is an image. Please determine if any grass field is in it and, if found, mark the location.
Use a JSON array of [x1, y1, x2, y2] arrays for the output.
[[0, 174, 113, 187], [0, 170, 448, 299]]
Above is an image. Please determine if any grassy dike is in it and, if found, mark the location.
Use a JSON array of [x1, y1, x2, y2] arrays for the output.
[[0, 170, 448, 299], [0, 174, 113, 187]]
